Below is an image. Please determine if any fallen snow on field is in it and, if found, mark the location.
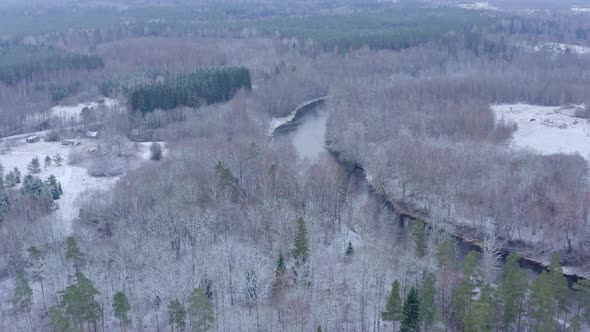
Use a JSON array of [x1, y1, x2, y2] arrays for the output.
[[493, 104, 590, 159], [0, 140, 118, 233], [458, 2, 497, 11], [572, 6, 590, 13], [50, 98, 119, 120], [534, 42, 590, 55]]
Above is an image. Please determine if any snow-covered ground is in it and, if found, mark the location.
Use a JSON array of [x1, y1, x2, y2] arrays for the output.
[[534, 42, 590, 55], [50, 98, 119, 120], [458, 2, 498, 11], [268, 110, 297, 136], [572, 6, 590, 13], [493, 104, 590, 159], [0, 140, 119, 233]]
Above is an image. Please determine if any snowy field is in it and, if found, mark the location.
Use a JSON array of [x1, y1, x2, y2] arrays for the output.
[[458, 2, 498, 11], [493, 104, 590, 159], [0, 140, 119, 233], [50, 98, 119, 120], [572, 6, 590, 13], [534, 42, 590, 55]]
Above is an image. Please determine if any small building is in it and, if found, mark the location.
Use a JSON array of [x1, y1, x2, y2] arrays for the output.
[[26, 135, 40, 143]]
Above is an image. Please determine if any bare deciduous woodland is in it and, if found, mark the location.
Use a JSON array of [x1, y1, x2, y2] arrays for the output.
[[1, 0, 590, 331]]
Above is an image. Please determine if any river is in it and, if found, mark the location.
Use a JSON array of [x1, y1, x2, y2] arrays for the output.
[[272, 100, 587, 298]]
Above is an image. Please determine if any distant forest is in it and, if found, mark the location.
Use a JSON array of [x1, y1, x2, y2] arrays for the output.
[[128, 67, 251, 113]]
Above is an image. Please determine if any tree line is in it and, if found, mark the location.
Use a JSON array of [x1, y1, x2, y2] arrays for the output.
[[128, 67, 251, 114], [0, 47, 104, 86]]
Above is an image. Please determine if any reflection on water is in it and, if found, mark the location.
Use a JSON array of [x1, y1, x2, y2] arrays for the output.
[[287, 109, 329, 160]]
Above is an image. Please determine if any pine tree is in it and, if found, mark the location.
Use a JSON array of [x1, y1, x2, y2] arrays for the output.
[[188, 288, 214, 332], [420, 272, 436, 329], [499, 253, 528, 330], [411, 220, 427, 258], [27, 245, 47, 312], [27, 157, 41, 174], [13, 270, 33, 320], [452, 251, 480, 328], [293, 217, 309, 267], [531, 253, 567, 331], [400, 287, 421, 332], [464, 283, 495, 332], [382, 280, 402, 330], [168, 299, 186, 332], [573, 279, 590, 324], [113, 291, 131, 332], [345, 241, 353, 257], [49, 305, 74, 332], [62, 272, 100, 331], [65, 236, 85, 275]]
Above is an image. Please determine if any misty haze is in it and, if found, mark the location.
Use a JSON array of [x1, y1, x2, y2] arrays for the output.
[[1, 0, 590, 331]]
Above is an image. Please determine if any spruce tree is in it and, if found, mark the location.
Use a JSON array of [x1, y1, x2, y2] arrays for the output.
[[188, 288, 214, 332], [345, 241, 353, 257], [382, 280, 402, 330], [14, 167, 21, 183], [168, 299, 186, 332], [400, 287, 421, 332], [293, 217, 309, 267], [113, 291, 131, 332], [44, 155, 52, 168], [271, 252, 289, 303], [27, 157, 41, 174]]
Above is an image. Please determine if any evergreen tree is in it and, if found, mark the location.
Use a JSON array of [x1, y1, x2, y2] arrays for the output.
[[14, 167, 21, 183], [382, 280, 403, 330], [271, 252, 289, 303], [345, 241, 353, 257], [28, 157, 41, 174], [46, 174, 62, 200], [62, 272, 100, 331], [499, 253, 528, 330], [44, 155, 52, 168], [5, 170, 18, 187], [13, 270, 33, 319], [293, 217, 309, 267], [150, 142, 163, 161], [420, 272, 436, 329], [113, 291, 131, 332], [168, 299, 187, 332], [53, 154, 63, 166], [188, 288, 214, 332], [573, 279, 590, 324], [436, 240, 456, 321], [21, 175, 43, 199], [400, 287, 421, 332], [531, 253, 567, 331], [411, 220, 427, 258], [452, 251, 480, 328], [65, 236, 85, 275], [48, 305, 74, 332], [464, 283, 495, 332], [27, 245, 47, 312]]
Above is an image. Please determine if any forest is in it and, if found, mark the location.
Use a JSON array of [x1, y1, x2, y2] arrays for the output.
[[1, 0, 590, 331]]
